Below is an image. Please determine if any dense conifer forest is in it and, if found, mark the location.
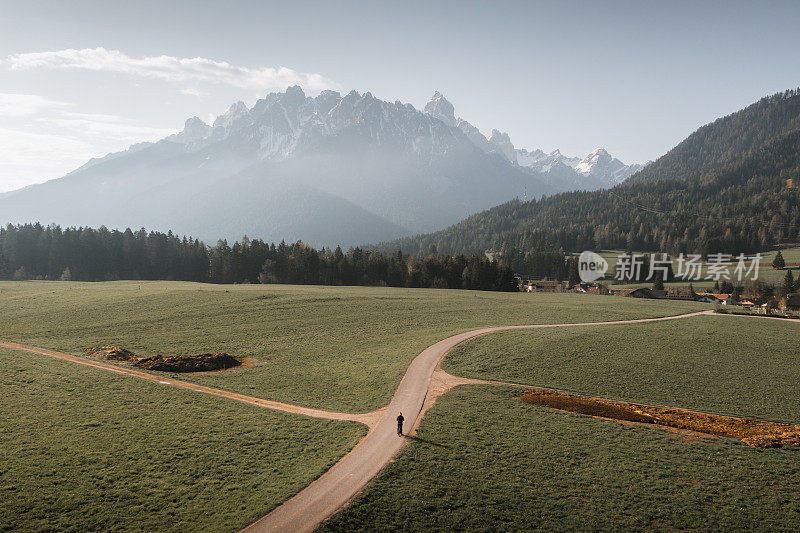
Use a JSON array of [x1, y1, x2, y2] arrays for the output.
[[0, 223, 517, 291]]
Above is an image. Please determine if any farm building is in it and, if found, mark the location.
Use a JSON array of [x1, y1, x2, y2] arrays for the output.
[[779, 293, 800, 312], [524, 280, 567, 293]]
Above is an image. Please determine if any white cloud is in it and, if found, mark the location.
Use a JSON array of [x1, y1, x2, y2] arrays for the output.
[[180, 87, 207, 97], [7, 47, 341, 94], [43, 111, 175, 141], [0, 94, 177, 193], [0, 127, 93, 192], [0, 93, 71, 116]]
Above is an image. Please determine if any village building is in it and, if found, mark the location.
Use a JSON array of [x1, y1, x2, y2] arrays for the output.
[[608, 288, 636, 297], [779, 293, 800, 313], [664, 287, 697, 300], [626, 288, 664, 299], [524, 280, 567, 293], [696, 293, 734, 305], [738, 299, 757, 310]]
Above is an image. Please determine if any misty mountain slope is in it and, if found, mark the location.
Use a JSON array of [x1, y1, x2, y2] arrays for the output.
[[0, 86, 563, 246], [163, 172, 408, 247], [381, 89, 800, 256]]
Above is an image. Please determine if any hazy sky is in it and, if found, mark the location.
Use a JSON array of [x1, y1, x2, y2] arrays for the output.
[[1, 0, 799, 192]]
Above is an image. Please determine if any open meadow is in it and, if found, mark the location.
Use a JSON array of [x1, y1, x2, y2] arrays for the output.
[[444, 314, 800, 422], [0, 281, 711, 531], [0, 281, 707, 412], [324, 385, 800, 531], [0, 346, 365, 532], [326, 314, 800, 530]]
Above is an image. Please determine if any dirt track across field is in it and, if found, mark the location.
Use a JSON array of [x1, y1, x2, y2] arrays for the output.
[[4, 309, 797, 532], [0, 340, 377, 426], [241, 310, 715, 533]]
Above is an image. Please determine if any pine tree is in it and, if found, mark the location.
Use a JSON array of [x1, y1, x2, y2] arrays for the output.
[[567, 257, 580, 288], [784, 269, 795, 294], [12, 266, 28, 281], [773, 250, 786, 270]]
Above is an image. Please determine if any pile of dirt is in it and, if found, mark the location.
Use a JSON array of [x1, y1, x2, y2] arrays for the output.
[[135, 353, 241, 373], [520, 389, 800, 449], [84, 345, 138, 362], [84, 345, 242, 372]]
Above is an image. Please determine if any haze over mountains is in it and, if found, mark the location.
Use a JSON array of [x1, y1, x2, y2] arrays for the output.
[[424, 92, 647, 190], [385, 89, 800, 263], [0, 87, 643, 247]]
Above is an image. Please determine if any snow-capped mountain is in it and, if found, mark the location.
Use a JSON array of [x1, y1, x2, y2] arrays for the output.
[[0, 87, 645, 246], [516, 148, 580, 172], [422, 93, 646, 190], [0, 87, 554, 246], [574, 148, 647, 185], [424, 91, 513, 162], [514, 147, 646, 188]]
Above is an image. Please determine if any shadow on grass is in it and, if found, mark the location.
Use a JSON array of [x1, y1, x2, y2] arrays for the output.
[[403, 434, 450, 448]]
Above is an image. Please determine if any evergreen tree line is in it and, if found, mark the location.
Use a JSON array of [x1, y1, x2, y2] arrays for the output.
[[0, 223, 517, 291]]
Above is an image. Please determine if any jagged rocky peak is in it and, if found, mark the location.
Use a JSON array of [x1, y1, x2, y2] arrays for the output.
[[174, 116, 211, 144], [424, 91, 456, 127], [213, 101, 249, 129], [488, 130, 517, 163], [575, 148, 624, 175], [316, 89, 342, 114], [519, 148, 545, 157], [282, 84, 307, 103]]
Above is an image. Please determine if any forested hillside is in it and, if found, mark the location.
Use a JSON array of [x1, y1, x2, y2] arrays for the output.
[[629, 89, 800, 184], [383, 90, 800, 266]]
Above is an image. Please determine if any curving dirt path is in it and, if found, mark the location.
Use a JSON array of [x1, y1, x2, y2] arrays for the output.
[[3, 309, 746, 533], [242, 310, 714, 533], [0, 340, 378, 426]]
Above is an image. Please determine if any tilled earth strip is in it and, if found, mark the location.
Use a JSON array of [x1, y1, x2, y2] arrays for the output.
[[520, 389, 800, 448]]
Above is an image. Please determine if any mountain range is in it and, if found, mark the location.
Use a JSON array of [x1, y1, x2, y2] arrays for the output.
[[423, 91, 647, 190], [0, 87, 642, 246], [383, 89, 800, 265]]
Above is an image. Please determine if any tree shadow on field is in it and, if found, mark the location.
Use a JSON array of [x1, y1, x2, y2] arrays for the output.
[[404, 435, 450, 448]]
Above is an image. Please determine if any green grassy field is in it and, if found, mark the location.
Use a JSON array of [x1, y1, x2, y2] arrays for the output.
[[444, 314, 800, 423], [3, 281, 797, 531], [326, 313, 800, 530], [0, 347, 366, 532], [0, 281, 706, 412], [760, 245, 800, 265], [324, 385, 800, 531]]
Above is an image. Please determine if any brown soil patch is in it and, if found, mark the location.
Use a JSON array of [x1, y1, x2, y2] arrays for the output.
[[136, 353, 241, 372], [520, 389, 800, 448], [84, 345, 242, 372], [84, 345, 138, 361]]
